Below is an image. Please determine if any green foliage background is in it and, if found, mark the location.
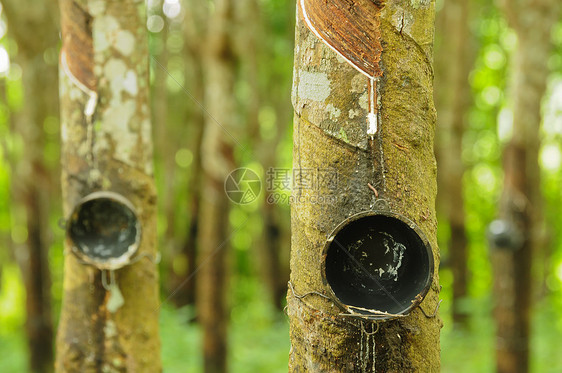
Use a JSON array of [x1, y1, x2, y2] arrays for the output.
[[1, 0, 562, 372]]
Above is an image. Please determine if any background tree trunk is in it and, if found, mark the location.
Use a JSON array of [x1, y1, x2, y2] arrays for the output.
[[165, 0, 208, 308], [287, 1, 440, 371], [196, 0, 237, 371], [491, 1, 560, 372], [56, 1, 161, 371], [434, 0, 473, 325], [152, 1, 177, 271], [234, 0, 291, 311], [2, 1, 59, 371]]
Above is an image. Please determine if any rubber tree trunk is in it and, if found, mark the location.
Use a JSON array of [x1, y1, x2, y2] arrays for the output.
[[491, 2, 560, 373], [0, 79, 9, 293], [287, 1, 440, 371], [167, 0, 208, 307], [434, 0, 473, 325], [179, 68, 205, 308], [196, 0, 236, 371], [174, 84, 205, 308], [2, 1, 59, 371], [152, 3, 177, 262], [234, 0, 290, 311], [56, 1, 161, 371]]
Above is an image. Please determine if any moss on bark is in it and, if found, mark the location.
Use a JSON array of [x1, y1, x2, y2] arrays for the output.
[[56, 1, 161, 372], [288, 1, 440, 371]]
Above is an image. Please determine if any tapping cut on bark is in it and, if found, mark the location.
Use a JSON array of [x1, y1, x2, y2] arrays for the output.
[[56, 0, 161, 371], [299, 0, 384, 79], [59, 0, 95, 91], [299, 0, 386, 145], [288, 0, 440, 370]]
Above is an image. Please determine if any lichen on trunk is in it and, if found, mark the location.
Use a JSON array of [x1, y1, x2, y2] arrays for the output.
[[56, 0, 161, 371], [287, 1, 441, 371]]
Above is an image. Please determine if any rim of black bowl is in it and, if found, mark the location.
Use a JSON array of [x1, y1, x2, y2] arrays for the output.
[[321, 210, 434, 319], [66, 191, 141, 270]]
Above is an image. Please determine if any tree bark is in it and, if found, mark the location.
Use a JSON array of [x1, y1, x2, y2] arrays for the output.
[[56, 1, 161, 371], [2, 1, 59, 371], [287, 1, 440, 371], [165, 0, 208, 307], [152, 2, 177, 263], [434, 0, 473, 325], [196, 0, 236, 372], [234, 0, 291, 311], [492, 2, 560, 373]]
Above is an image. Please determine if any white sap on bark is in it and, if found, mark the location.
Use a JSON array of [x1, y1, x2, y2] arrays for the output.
[[288, 1, 440, 371], [57, 0, 161, 371]]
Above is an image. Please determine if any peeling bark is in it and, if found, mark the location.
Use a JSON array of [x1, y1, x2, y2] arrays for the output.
[[288, 1, 440, 371], [56, 0, 161, 371]]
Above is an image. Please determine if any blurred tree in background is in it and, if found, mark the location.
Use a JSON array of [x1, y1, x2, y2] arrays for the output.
[[0, 0, 561, 372], [490, 1, 561, 372], [56, 0, 161, 371], [196, 0, 237, 371], [1, 0, 59, 371], [434, 0, 474, 326]]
